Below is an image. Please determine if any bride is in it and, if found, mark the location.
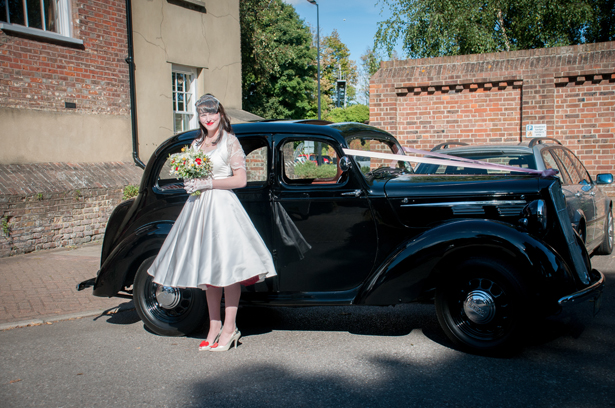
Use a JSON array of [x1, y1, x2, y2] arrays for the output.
[[148, 94, 276, 351]]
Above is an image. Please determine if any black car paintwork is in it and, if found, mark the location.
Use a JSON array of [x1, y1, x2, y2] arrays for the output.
[[90, 122, 602, 335], [414, 142, 613, 256]]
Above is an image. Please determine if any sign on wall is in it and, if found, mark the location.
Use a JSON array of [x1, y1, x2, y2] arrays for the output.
[[526, 124, 547, 138]]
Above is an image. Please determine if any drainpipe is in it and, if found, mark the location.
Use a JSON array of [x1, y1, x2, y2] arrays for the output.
[[125, 0, 145, 169]]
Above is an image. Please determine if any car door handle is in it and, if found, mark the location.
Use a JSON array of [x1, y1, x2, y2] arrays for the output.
[[590, 191, 596, 196], [575, 192, 582, 197], [341, 189, 363, 197]]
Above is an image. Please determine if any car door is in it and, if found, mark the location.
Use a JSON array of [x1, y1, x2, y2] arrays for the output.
[[545, 148, 596, 245], [271, 134, 378, 293], [541, 149, 580, 233], [233, 135, 278, 293], [566, 149, 602, 248]]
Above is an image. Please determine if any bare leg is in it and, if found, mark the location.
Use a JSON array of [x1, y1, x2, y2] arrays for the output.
[[205, 286, 223, 343], [216, 282, 241, 346]]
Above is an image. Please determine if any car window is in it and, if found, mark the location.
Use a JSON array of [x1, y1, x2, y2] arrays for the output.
[[245, 146, 267, 183], [416, 153, 535, 175], [240, 137, 269, 185], [566, 149, 592, 185], [346, 137, 413, 176], [156, 136, 269, 191], [281, 139, 343, 185], [551, 148, 581, 185], [157, 145, 187, 191], [541, 150, 569, 184]]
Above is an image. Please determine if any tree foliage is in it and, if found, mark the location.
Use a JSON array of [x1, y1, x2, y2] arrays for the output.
[[357, 47, 384, 103], [240, 0, 317, 119], [319, 30, 359, 111], [375, 0, 614, 59], [324, 104, 370, 123]]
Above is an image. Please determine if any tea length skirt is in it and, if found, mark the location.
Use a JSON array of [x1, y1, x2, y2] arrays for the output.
[[148, 189, 276, 288]]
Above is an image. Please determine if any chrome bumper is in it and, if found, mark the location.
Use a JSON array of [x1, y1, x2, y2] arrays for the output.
[[558, 269, 605, 315]]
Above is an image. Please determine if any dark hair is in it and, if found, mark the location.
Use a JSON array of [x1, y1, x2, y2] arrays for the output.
[[196, 94, 233, 147]]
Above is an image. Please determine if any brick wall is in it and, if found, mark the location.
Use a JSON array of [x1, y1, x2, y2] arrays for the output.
[[370, 42, 615, 196], [0, 0, 129, 114], [0, 162, 142, 257]]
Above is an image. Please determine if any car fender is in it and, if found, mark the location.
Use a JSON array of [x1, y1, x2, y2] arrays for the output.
[[100, 198, 136, 266], [355, 219, 579, 306], [93, 221, 172, 297]]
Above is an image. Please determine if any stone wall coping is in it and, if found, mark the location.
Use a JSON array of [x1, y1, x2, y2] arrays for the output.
[[380, 41, 615, 70], [0, 162, 143, 196]]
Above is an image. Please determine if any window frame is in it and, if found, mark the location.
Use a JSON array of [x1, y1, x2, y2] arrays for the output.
[[172, 65, 198, 134], [0, 0, 80, 46], [278, 137, 344, 186]]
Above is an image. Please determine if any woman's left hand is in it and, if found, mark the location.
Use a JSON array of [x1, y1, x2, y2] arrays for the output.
[[184, 177, 213, 194]]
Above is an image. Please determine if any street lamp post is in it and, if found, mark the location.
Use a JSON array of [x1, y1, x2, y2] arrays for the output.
[[307, 0, 320, 120]]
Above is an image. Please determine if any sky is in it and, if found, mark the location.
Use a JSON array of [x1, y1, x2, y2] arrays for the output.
[[283, 0, 403, 68]]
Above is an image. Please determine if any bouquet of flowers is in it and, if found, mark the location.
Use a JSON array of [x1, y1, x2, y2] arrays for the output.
[[168, 146, 213, 195]]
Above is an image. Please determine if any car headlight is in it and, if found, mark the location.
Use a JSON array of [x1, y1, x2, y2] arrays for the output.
[[519, 199, 547, 233]]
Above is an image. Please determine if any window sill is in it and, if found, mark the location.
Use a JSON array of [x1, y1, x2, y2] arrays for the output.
[[0, 23, 84, 48], [167, 0, 206, 13]]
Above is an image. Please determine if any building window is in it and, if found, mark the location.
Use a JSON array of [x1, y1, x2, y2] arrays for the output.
[[1, 0, 72, 37], [172, 65, 198, 134]]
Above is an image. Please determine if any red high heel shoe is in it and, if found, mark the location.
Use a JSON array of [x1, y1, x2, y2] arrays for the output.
[[199, 327, 222, 351]]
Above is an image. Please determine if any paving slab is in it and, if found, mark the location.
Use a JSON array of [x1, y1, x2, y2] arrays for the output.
[[0, 242, 130, 327]]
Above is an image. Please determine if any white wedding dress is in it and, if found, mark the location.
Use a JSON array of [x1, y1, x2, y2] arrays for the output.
[[147, 131, 276, 288]]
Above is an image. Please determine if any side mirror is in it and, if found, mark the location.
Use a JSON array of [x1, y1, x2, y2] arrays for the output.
[[596, 174, 613, 185], [339, 156, 352, 172]]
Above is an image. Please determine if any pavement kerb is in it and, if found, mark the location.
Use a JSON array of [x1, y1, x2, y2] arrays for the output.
[[0, 302, 135, 332]]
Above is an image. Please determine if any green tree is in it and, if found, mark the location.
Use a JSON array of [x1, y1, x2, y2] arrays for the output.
[[320, 30, 358, 113], [584, 0, 615, 43], [241, 0, 317, 119], [324, 104, 370, 123], [358, 47, 383, 103], [375, 0, 613, 59]]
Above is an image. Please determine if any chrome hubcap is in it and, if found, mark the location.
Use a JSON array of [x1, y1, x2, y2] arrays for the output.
[[155, 285, 181, 309], [463, 290, 496, 324]]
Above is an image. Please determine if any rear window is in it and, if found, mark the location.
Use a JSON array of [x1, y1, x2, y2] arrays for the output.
[[415, 153, 536, 175]]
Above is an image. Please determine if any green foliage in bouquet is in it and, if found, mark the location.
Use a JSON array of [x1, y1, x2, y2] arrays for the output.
[[169, 146, 213, 180]]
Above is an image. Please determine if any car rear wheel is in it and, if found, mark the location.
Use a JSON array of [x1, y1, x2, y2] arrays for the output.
[[435, 258, 529, 355], [133, 256, 207, 336], [596, 208, 613, 255]]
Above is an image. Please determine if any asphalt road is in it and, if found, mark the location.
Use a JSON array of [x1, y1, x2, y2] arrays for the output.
[[1, 254, 614, 408]]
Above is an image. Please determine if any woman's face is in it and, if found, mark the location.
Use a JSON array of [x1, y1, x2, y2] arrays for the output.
[[199, 111, 221, 135]]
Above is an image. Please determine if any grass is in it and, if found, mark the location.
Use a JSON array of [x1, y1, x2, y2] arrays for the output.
[[123, 184, 139, 200], [2, 216, 10, 237]]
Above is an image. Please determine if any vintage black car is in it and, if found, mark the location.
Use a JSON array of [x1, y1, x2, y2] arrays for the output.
[[79, 121, 605, 354], [414, 138, 614, 256]]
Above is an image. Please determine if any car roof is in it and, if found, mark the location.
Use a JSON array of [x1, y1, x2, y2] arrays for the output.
[[428, 138, 564, 156], [233, 121, 397, 147], [156, 121, 398, 160]]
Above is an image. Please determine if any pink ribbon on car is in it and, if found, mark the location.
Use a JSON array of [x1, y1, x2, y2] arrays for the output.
[[342, 146, 558, 178]]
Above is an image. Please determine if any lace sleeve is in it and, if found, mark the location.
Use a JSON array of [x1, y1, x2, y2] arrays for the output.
[[226, 132, 246, 171]]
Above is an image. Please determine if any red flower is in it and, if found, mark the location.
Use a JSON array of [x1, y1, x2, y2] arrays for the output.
[[195, 158, 202, 165]]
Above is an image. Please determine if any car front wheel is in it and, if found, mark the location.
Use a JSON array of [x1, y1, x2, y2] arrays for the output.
[[596, 208, 613, 255], [133, 256, 208, 336], [435, 258, 529, 355]]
